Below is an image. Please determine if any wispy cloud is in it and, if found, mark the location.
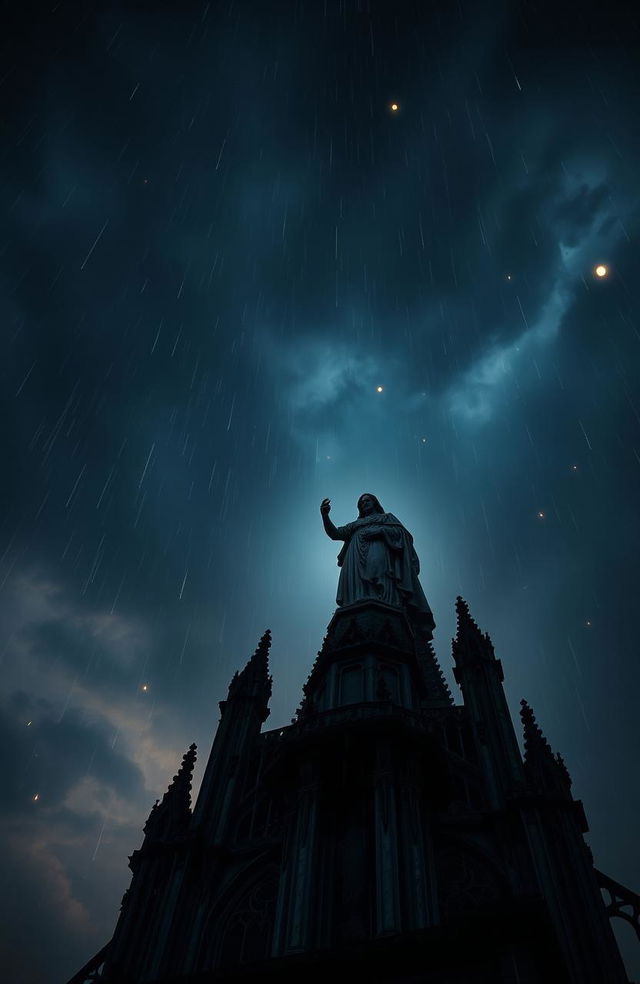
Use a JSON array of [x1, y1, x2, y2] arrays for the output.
[[445, 169, 624, 425]]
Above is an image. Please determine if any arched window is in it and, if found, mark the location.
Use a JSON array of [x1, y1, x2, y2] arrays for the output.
[[214, 875, 278, 971]]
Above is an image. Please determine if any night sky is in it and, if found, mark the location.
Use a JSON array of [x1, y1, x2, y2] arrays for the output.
[[2, 2, 640, 981]]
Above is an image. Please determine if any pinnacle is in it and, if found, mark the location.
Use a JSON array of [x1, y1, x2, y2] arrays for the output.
[[455, 595, 471, 619], [228, 629, 273, 700], [179, 742, 197, 777], [256, 628, 272, 650], [144, 742, 197, 839], [165, 742, 197, 804], [520, 699, 572, 792], [520, 699, 549, 755], [248, 628, 272, 677], [452, 596, 493, 660], [455, 596, 481, 636], [248, 628, 271, 672]]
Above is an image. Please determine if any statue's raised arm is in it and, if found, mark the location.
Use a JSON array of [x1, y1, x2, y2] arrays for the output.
[[321, 493, 435, 636], [320, 497, 340, 540]]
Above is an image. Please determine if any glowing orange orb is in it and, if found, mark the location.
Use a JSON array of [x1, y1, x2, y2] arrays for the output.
[[390, 103, 399, 112], [594, 264, 608, 278]]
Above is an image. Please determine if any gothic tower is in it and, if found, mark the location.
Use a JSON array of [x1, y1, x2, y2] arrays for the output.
[[69, 597, 637, 983]]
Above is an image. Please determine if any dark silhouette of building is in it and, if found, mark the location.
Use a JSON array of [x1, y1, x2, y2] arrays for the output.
[[69, 597, 639, 982]]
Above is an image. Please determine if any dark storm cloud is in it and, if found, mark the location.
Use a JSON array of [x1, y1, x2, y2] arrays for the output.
[[26, 614, 134, 681], [0, 691, 144, 812]]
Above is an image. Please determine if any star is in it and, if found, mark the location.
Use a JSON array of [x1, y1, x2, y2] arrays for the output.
[[376, 385, 384, 392], [594, 264, 608, 278], [390, 103, 399, 112]]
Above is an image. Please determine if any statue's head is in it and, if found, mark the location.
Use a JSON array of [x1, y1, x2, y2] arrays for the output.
[[357, 493, 384, 517]]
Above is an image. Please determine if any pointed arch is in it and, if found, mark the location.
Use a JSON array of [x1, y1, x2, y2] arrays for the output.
[[194, 859, 280, 973]]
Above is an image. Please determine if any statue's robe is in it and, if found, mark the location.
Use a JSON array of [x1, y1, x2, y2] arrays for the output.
[[333, 512, 435, 632]]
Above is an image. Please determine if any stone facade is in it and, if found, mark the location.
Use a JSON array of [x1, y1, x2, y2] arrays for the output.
[[68, 599, 636, 983]]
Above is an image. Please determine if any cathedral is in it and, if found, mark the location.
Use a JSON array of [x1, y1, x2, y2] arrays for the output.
[[69, 499, 638, 983]]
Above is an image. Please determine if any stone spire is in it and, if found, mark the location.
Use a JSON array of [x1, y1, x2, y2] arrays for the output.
[[144, 743, 197, 842], [452, 596, 495, 667], [452, 596, 523, 805], [192, 631, 274, 837], [520, 700, 572, 798], [227, 628, 273, 703]]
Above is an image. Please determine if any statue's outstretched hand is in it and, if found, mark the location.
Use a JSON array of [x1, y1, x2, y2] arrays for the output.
[[320, 498, 331, 515]]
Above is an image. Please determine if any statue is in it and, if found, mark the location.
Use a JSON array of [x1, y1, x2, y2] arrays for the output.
[[320, 493, 435, 634]]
